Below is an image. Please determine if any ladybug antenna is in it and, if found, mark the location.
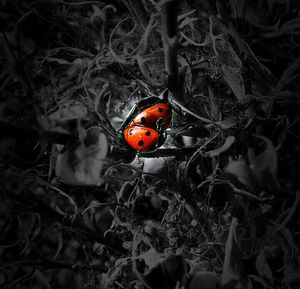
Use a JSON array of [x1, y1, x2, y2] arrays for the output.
[[158, 88, 169, 101]]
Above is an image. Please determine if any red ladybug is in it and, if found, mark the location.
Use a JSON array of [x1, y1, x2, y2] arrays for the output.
[[123, 125, 161, 152], [121, 94, 172, 152], [132, 103, 172, 130]]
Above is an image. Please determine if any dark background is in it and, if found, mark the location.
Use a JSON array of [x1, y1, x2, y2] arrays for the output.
[[0, 0, 299, 288]]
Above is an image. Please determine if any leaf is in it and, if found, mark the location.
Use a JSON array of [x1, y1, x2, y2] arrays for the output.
[[214, 37, 247, 103], [36, 177, 79, 213], [222, 217, 239, 285], [178, 17, 199, 29], [137, 255, 186, 289], [49, 101, 87, 122], [205, 117, 239, 130], [178, 9, 197, 21], [51, 228, 63, 261], [224, 157, 257, 188], [44, 57, 71, 65], [255, 250, 273, 281], [204, 136, 235, 157], [100, 258, 128, 289], [261, 18, 300, 38], [136, 55, 157, 85], [109, 17, 132, 64], [222, 67, 247, 103], [143, 156, 174, 175], [55, 127, 109, 186], [216, 39, 242, 71], [138, 247, 161, 269], [34, 269, 52, 289], [177, 55, 192, 90], [250, 136, 279, 190], [180, 31, 211, 47], [136, 14, 156, 55], [222, 217, 251, 289], [276, 58, 300, 91], [187, 272, 219, 289]]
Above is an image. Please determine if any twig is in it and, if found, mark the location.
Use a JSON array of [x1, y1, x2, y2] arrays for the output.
[[139, 147, 197, 158], [171, 98, 221, 128]]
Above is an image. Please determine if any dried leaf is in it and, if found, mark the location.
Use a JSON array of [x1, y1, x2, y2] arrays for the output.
[[205, 117, 239, 130], [222, 67, 247, 103], [224, 157, 257, 188], [222, 217, 251, 289], [276, 58, 300, 91], [187, 272, 219, 289], [49, 101, 87, 122], [255, 251, 273, 281], [178, 17, 199, 29], [261, 18, 300, 38], [136, 14, 156, 54], [250, 136, 279, 190], [177, 55, 192, 90], [178, 9, 197, 21], [55, 127, 108, 186], [205, 136, 235, 157], [34, 269, 52, 289], [216, 39, 242, 71], [137, 255, 186, 289]]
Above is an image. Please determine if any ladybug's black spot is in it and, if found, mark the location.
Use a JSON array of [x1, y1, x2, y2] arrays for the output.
[[141, 117, 146, 124], [138, 140, 144, 146], [129, 129, 134, 135], [145, 131, 151, 136], [158, 107, 163, 112]]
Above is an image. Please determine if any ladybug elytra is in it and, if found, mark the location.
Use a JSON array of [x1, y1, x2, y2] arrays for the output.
[[131, 103, 172, 130], [123, 125, 160, 151]]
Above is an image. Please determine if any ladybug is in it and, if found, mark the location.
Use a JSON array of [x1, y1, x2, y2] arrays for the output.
[[123, 125, 161, 152], [120, 90, 172, 152], [131, 103, 172, 130]]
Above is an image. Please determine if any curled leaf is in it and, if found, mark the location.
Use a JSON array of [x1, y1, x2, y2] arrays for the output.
[[205, 136, 235, 157]]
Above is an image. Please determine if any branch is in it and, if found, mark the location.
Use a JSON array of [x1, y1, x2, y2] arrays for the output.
[[139, 147, 197, 158]]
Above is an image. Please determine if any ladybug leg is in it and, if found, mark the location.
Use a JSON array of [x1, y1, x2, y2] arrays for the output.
[[155, 118, 164, 133]]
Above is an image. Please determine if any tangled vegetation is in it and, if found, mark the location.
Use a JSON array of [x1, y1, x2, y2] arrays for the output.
[[0, 0, 299, 288]]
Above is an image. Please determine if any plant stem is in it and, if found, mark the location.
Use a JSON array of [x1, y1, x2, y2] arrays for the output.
[[161, 0, 182, 101]]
